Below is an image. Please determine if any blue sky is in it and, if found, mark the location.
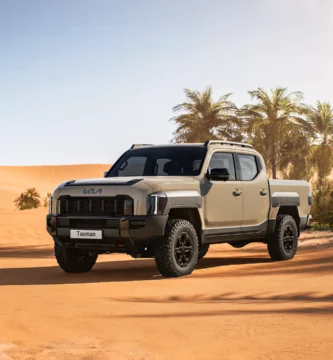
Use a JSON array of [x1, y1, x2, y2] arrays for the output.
[[0, 0, 332, 165]]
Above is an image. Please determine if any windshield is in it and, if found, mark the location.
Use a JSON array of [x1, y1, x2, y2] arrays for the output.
[[107, 146, 207, 177]]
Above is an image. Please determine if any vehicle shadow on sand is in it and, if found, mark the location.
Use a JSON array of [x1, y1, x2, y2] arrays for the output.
[[1, 242, 333, 285], [0, 246, 271, 286]]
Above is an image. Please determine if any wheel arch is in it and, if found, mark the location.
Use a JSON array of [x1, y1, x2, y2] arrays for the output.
[[168, 207, 203, 246], [276, 206, 300, 235]]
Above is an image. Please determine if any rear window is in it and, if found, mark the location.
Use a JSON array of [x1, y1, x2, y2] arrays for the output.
[[239, 154, 259, 181]]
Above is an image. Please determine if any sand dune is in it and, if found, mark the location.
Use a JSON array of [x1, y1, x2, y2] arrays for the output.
[[0, 165, 333, 359], [0, 164, 110, 211]]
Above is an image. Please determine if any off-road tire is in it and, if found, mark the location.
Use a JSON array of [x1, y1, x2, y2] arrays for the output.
[[54, 244, 98, 273], [267, 215, 298, 261], [198, 243, 210, 259], [154, 219, 199, 277]]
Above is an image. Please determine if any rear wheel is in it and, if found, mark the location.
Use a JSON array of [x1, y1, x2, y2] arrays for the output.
[[154, 219, 199, 277], [267, 215, 298, 261], [54, 244, 98, 273]]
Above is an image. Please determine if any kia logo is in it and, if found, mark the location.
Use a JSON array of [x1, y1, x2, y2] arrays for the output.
[[83, 188, 102, 195]]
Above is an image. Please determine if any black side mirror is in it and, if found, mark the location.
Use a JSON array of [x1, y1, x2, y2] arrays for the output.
[[104, 171, 108, 178], [207, 168, 230, 181]]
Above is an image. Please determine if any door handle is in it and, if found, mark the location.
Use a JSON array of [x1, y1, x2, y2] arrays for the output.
[[260, 190, 268, 196], [233, 189, 242, 197]]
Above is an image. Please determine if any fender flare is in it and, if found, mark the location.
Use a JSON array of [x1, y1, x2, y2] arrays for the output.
[[161, 190, 202, 215]]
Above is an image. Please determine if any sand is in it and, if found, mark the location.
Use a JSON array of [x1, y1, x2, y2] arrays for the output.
[[0, 164, 109, 211], [0, 165, 333, 360]]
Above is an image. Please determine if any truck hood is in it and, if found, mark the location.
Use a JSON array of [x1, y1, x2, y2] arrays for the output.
[[54, 176, 197, 191]]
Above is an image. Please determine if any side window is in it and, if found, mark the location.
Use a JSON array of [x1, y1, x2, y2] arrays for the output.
[[209, 152, 236, 180], [239, 154, 258, 181]]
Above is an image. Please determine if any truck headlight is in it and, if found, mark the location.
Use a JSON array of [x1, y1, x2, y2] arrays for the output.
[[49, 195, 53, 214], [147, 193, 167, 215]]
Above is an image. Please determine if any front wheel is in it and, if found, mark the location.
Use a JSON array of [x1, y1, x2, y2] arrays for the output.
[[54, 244, 98, 273], [154, 219, 199, 277], [267, 215, 298, 261]]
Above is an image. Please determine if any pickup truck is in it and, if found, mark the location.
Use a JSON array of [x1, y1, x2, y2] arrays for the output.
[[47, 141, 312, 277]]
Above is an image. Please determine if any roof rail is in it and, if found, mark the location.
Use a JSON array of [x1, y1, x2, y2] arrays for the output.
[[130, 144, 154, 149], [204, 140, 253, 149]]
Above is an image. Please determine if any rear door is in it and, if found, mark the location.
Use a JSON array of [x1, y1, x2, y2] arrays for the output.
[[236, 153, 270, 234]]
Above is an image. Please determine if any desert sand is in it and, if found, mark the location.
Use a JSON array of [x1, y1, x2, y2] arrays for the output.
[[0, 165, 333, 360], [0, 164, 110, 211]]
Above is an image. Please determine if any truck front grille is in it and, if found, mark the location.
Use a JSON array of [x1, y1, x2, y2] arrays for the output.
[[59, 196, 133, 216]]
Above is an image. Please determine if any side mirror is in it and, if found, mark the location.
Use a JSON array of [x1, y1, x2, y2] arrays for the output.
[[207, 168, 230, 181], [104, 171, 108, 178]]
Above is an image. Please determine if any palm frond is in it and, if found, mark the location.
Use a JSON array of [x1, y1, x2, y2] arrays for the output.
[[170, 87, 241, 143]]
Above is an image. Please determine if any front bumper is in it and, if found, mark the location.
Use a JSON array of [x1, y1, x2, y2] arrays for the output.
[[46, 214, 168, 256]]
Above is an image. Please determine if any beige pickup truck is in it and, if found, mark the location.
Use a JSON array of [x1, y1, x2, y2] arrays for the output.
[[47, 141, 312, 277]]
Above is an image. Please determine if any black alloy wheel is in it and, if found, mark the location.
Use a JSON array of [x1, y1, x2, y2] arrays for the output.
[[174, 231, 194, 268], [283, 224, 295, 253]]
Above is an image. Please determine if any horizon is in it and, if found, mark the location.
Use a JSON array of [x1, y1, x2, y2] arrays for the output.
[[1, 0, 333, 166]]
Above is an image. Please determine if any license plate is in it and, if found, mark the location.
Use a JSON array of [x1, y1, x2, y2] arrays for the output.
[[70, 230, 102, 240]]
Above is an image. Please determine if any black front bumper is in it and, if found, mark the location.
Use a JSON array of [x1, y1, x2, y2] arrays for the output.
[[46, 214, 168, 256]]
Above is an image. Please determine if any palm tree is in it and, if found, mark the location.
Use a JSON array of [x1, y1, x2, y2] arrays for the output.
[[170, 87, 242, 143], [13, 188, 41, 210], [278, 122, 313, 181], [43, 192, 52, 208], [25, 187, 41, 208], [240, 87, 305, 179], [295, 101, 333, 183], [14, 193, 26, 210]]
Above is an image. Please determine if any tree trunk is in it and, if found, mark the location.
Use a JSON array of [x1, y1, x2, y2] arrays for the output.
[[270, 122, 277, 179], [271, 156, 277, 179]]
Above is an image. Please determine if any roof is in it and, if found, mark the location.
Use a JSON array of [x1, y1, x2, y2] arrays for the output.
[[130, 141, 253, 150]]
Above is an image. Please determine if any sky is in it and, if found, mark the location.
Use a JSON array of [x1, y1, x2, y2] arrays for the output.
[[0, 0, 333, 166]]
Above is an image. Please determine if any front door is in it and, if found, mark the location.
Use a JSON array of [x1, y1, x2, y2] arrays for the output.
[[203, 151, 243, 236]]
